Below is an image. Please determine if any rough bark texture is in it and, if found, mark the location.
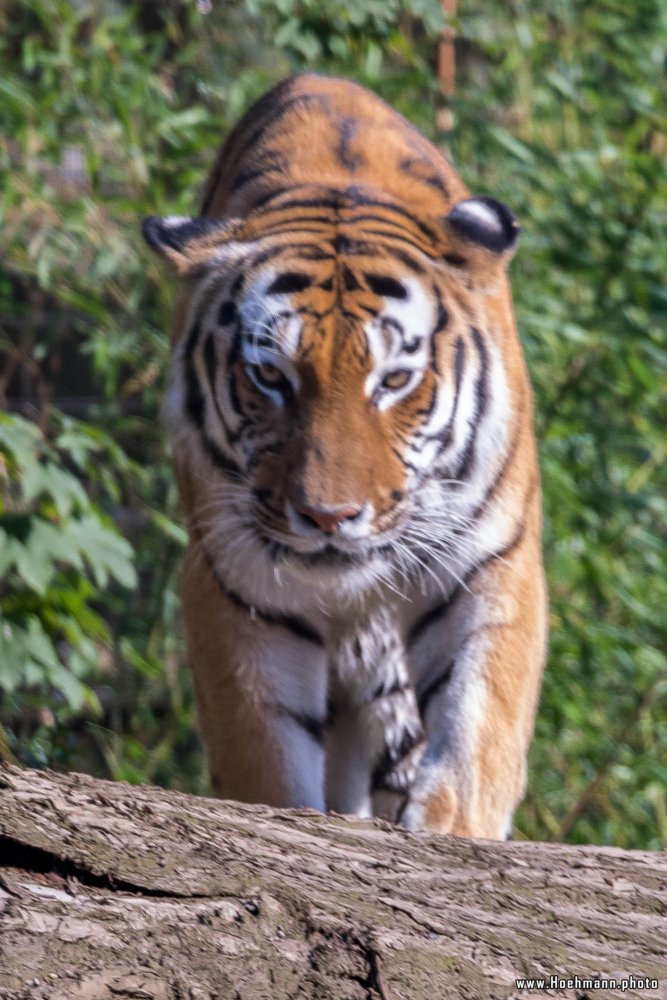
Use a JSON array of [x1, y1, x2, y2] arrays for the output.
[[0, 765, 665, 1000]]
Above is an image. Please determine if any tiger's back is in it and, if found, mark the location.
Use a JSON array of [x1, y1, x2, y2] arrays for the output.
[[201, 74, 468, 222], [144, 74, 547, 839]]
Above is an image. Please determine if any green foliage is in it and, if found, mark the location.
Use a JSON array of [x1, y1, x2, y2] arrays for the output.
[[0, 411, 136, 737], [0, 0, 664, 846], [243, 0, 443, 70], [450, 0, 666, 850]]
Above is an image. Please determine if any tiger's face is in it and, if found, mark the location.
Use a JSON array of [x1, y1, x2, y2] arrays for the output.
[[233, 262, 441, 549], [144, 196, 518, 580]]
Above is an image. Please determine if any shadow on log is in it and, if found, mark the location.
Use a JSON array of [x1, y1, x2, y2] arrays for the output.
[[0, 764, 665, 999]]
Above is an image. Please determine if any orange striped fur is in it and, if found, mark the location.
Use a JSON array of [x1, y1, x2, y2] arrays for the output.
[[143, 75, 547, 839]]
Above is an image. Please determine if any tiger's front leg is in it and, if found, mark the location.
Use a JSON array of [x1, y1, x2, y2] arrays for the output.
[[326, 608, 426, 822], [401, 539, 547, 839], [183, 546, 328, 810]]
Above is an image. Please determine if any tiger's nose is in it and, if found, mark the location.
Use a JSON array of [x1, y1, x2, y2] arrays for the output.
[[297, 504, 362, 534]]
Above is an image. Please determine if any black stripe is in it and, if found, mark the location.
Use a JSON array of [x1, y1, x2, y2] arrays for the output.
[[200, 436, 245, 481], [253, 487, 273, 503], [467, 391, 526, 523], [260, 195, 341, 214], [371, 727, 425, 793], [434, 300, 449, 334], [218, 300, 237, 326], [386, 247, 427, 274], [332, 235, 378, 256], [231, 153, 287, 193], [203, 333, 225, 428], [231, 166, 266, 192], [443, 253, 468, 268], [343, 266, 361, 291], [255, 216, 336, 234], [417, 658, 455, 716], [185, 319, 245, 478], [454, 336, 466, 391], [246, 242, 301, 269], [407, 583, 460, 649], [203, 331, 216, 385], [413, 381, 439, 420], [230, 92, 332, 174], [244, 184, 293, 212], [349, 228, 435, 256], [294, 304, 337, 322], [204, 333, 250, 448], [364, 274, 407, 300], [390, 445, 421, 479], [452, 327, 490, 481], [343, 211, 427, 233], [418, 622, 510, 717], [470, 327, 489, 418], [469, 423, 522, 521], [247, 240, 332, 264], [394, 797, 410, 825], [398, 156, 450, 198], [202, 93, 285, 211], [380, 316, 404, 338], [326, 696, 338, 726], [408, 502, 531, 648], [266, 271, 312, 295], [242, 181, 432, 244], [343, 188, 440, 244], [282, 243, 333, 260], [226, 331, 245, 419], [185, 322, 205, 428], [193, 390, 243, 477], [314, 249, 415, 280], [430, 336, 465, 451], [277, 707, 325, 745], [196, 529, 323, 646], [337, 117, 363, 171], [369, 677, 409, 702]]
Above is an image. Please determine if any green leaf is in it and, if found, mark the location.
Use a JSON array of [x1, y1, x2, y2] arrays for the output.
[[72, 515, 137, 589]]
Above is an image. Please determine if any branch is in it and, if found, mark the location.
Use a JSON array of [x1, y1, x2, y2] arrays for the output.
[[0, 765, 665, 999]]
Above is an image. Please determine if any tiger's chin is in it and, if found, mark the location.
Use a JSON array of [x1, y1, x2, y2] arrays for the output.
[[256, 529, 398, 589]]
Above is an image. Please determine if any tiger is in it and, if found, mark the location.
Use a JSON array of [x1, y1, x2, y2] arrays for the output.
[[142, 73, 547, 839]]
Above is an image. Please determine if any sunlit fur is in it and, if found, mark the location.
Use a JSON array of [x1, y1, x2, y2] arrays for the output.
[[146, 74, 547, 838]]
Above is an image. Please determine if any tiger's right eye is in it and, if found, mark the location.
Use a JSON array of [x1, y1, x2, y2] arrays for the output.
[[252, 362, 283, 387], [245, 361, 293, 403]]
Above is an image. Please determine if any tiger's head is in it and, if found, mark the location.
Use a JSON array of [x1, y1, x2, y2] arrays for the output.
[[143, 191, 518, 586]]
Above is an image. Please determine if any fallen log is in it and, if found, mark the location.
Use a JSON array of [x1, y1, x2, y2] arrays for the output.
[[0, 764, 665, 999]]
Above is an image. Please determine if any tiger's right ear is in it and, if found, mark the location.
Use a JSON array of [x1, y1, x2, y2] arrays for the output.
[[141, 216, 243, 275]]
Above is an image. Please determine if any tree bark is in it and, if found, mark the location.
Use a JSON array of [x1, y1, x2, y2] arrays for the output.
[[0, 765, 665, 1000]]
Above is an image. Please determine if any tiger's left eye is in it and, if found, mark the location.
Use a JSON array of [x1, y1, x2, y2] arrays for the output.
[[380, 369, 412, 391]]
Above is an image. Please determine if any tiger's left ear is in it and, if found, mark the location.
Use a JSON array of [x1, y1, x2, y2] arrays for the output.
[[141, 215, 244, 275], [442, 196, 519, 271]]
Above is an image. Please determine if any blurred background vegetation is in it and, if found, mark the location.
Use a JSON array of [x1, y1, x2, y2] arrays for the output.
[[0, 0, 665, 849]]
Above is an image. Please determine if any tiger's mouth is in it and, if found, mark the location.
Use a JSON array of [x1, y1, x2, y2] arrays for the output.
[[259, 534, 392, 567], [254, 502, 404, 567]]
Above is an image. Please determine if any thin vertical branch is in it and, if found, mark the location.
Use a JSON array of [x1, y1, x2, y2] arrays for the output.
[[437, 0, 457, 143], [438, 0, 457, 100]]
